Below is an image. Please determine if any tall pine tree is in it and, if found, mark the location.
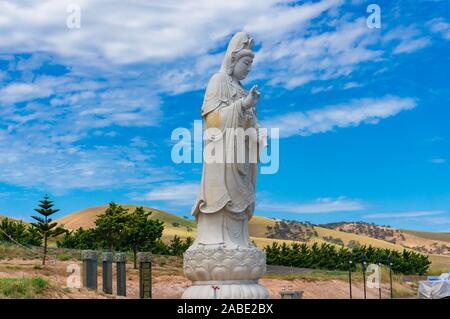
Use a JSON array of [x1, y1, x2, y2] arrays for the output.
[[31, 195, 65, 265]]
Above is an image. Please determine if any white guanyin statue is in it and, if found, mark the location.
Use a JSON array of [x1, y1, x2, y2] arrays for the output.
[[182, 32, 270, 299]]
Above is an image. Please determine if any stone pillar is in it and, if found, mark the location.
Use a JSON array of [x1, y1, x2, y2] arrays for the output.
[[115, 252, 127, 297], [102, 252, 113, 294], [81, 250, 98, 290], [138, 252, 152, 299]]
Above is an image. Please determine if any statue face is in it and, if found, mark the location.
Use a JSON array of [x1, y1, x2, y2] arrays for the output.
[[233, 56, 253, 81]]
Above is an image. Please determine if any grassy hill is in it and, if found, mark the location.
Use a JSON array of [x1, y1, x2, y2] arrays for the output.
[[314, 226, 405, 250], [55, 204, 195, 229], [54, 205, 444, 253], [55, 205, 197, 242], [403, 229, 450, 243], [248, 216, 276, 237], [55, 206, 281, 243], [0, 215, 24, 222], [0, 205, 445, 273], [321, 221, 450, 255]]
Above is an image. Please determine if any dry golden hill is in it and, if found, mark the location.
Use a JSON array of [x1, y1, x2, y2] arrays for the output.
[[55, 205, 195, 230], [55, 206, 430, 252], [0, 215, 24, 222], [34, 205, 450, 271], [55, 205, 277, 243], [321, 222, 450, 255], [403, 229, 450, 243]]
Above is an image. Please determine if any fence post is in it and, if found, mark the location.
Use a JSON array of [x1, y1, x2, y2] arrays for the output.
[[348, 252, 353, 299], [377, 258, 382, 299], [102, 252, 113, 294], [362, 253, 367, 299], [115, 252, 127, 297], [138, 252, 152, 299], [81, 250, 98, 290], [388, 253, 393, 299]]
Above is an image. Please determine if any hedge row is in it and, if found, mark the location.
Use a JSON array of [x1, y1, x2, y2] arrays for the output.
[[264, 242, 430, 275]]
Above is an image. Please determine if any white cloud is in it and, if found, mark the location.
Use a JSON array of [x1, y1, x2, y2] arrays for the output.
[[257, 17, 383, 89], [0, 1, 441, 195], [134, 182, 200, 206], [258, 196, 365, 214], [0, 0, 436, 96], [0, 128, 176, 192], [262, 96, 416, 138], [384, 25, 431, 55], [0, 73, 162, 131], [429, 158, 447, 164], [311, 85, 333, 94], [393, 38, 431, 54], [343, 82, 364, 90], [363, 210, 445, 219], [0, 0, 389, 94], [0, 0, 342, 65], [244, 0, 343, 39], [0, 74, 172, 193], [0, 77, 64, 104], [427, 18, 450, 41]]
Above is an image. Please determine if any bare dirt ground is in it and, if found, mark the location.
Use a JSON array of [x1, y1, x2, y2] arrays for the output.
[[0, 258, 411, 299]]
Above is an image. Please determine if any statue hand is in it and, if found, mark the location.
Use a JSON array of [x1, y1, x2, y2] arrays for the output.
[[243, 85, 260, 109]]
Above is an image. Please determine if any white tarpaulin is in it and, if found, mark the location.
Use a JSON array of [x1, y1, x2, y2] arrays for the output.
[[418, 280, 450, 299]]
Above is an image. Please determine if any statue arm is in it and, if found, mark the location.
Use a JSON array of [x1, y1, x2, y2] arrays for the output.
[[201, 73, 247, 117], [202, 73, 248, 130]]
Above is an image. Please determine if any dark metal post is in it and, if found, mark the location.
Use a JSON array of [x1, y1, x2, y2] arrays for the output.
[[102, 252, 113, 294], [348, 252, 353, 299], [388, 253, 393, 299], [362, 252, 367, 299], [138, 252, 152, 299], [115, 252, 127, 296], [81, 250, 98, 290]]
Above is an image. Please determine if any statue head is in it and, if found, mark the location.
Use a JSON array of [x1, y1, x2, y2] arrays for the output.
[[220, 32, 255, 80]]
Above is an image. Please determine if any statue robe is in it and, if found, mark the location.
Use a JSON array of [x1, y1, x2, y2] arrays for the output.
[[190, 71, 259, 247]]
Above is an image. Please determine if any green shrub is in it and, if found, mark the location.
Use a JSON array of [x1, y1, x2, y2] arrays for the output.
[[56, 228, 97, 250], [0, 218, 43, 247], [0, 276, 49, 298], [56, 252, 72, 261]]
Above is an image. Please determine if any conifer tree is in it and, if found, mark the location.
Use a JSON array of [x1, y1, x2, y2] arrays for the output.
[[31, 195, 65, 265]]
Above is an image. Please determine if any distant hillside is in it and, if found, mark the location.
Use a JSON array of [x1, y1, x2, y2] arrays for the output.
[[55, 205, 196, 239], [403, 229, 450, 243], [54, 207, 422, 252], [321, 221, 450, 255], [0, 215, 24, 223], [52, 204, 450, 260], [5, 207, 449, 273], [321, 221, 402, 242]]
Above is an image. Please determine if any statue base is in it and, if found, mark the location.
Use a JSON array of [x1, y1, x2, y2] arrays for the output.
[[182, 246, 270, 299], [182, 281, 269, 299]]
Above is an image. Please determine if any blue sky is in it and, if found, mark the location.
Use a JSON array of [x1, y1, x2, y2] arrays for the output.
[[0, 0, 449, 231]]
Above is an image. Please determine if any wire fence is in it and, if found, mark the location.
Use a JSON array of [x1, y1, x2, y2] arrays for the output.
[[0, 226, 59, 264]]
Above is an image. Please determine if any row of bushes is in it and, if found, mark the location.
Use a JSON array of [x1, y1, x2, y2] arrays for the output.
[[264, 242, 431, 275], [57, 227, 193, 257], [0, 218, 42, 247]]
